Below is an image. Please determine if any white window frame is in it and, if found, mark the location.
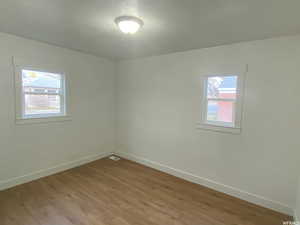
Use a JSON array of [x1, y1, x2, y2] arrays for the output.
[[198, 71, 246, 134], [14, 57, 71, 124]]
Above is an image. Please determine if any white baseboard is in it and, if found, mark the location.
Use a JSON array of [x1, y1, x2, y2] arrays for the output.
[[116, 151, 293, 216], [0, 151, 112, 191]]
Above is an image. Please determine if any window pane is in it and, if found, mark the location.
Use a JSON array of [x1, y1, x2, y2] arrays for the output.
[[23, 87, 60, 94], [22, 70, 61, 89], [207, 100, 235, 124], [207, 76, 237, 99], [24, 94, 61, 115]]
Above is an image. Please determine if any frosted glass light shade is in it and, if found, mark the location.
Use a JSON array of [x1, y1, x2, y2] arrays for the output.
[[115, 16, 143, 34]]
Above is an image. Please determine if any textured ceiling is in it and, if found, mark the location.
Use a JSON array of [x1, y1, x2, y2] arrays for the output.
[[0, 0, 300, 60]]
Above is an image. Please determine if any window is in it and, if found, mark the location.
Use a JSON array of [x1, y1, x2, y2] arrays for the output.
[[21, 70, 65, 118], [14, 58, 70, 124], [199, 74, 244, 133]]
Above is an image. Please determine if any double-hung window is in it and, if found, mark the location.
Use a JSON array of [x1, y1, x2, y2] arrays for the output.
[[199, 74, 245, 133], [14, 58, 69, 124], [21, 69, 65, 118]]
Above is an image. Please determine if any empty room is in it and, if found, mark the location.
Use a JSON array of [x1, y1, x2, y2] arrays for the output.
[[0, 0, 299, 225]]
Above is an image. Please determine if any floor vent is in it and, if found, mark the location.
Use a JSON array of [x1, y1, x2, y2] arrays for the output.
[[109, 155, 121, 161]]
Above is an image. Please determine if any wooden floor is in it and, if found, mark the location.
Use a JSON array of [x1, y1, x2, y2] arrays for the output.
[[0, 157, 292, 225]]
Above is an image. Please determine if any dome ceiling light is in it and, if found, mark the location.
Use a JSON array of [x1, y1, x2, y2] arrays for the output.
[[115, 16, 144, 34]]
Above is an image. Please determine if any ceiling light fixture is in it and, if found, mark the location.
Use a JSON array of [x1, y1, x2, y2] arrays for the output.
[[115, 16, 144, 34]]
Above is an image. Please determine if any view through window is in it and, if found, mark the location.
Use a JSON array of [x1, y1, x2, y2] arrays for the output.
[[205, 76, 238, 127], [22, 70, 65, 118]]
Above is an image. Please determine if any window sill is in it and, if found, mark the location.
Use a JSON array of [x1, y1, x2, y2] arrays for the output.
[[16, 115, 72, 125], [197, 123, 241, 134]]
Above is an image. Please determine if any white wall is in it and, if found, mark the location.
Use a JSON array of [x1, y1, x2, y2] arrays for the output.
[[296, 177, 300, 221], [116, 35, 300, 215], [0, 32, 115, 189]]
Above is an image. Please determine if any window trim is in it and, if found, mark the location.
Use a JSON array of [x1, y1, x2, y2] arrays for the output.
[[13, 57, 71, 124], [198, 71, 246, 134]]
